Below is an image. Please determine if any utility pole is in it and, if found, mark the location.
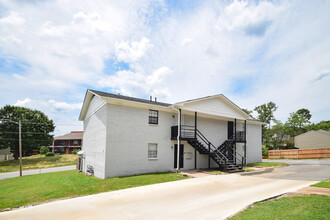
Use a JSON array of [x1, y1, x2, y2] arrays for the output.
[[0, 118, 23, 176], [19, 120, 22, 177]]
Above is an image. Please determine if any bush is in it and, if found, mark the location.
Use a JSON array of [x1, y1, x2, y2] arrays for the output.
[[40, 146, 49, 154], [72, 150, 78, 154], [45, 152, 55, 157], [262, 146, 269, 157]]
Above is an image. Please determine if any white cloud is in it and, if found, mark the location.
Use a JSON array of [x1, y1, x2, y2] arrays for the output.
[[217, 0, 281, 36], [48, 100, 82, 111], [13, 98, 81, 112], [115, 37, 153, 63], [98, 66, 172, 98], [181, 38, 192, 46], [1, 0, 330, 131], [14, 98, 31, 106], [0, 11, 25, 26]]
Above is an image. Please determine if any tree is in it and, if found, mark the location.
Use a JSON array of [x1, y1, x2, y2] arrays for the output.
[[285, 108, 311, 137], [254, 102, 278, 144], [242, 108, 253, 118], [308, 120, 330, 131], [254, 102, 278, 129], [40, 146, 50, 154], [0, 105, 55, 159]]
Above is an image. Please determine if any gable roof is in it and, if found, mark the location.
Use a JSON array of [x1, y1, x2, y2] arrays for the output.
[[79, 89, 255, 121], [89, 89, 171, 107], [54, 131, 83, 140], [174, 94, 252, 120], [295, 129, 330, 138], [316, 129, 330, 136]]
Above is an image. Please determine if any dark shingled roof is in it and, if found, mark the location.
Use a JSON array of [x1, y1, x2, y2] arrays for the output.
[[89, 89, 171, 107]]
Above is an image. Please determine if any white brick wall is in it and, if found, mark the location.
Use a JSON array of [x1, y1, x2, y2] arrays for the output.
[[82, 103, 107, 179], [83, 102, 262, 178]]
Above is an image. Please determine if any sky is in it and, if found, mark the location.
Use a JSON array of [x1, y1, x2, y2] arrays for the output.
[[0, 0, 329, 136]]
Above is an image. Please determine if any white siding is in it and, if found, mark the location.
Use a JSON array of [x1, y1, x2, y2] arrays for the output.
[[245, 123, 262, 163], [82, 104, 107, 179], [85, 96, 107, 120], [181, 97, 246, 120]]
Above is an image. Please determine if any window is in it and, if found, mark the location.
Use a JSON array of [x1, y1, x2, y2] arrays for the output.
[[148, 143, 158, 159], [149, 109, 159, 124]]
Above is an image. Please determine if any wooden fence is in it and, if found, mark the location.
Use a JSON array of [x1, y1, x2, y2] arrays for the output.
[[269, 148, 330, 159]]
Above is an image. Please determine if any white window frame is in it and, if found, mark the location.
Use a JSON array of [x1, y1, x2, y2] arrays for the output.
[[148, 143, 158, 159]]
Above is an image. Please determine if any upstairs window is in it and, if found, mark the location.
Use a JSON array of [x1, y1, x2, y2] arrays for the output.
[[148, 143, 158, 159], [149, 109, 159, 124]]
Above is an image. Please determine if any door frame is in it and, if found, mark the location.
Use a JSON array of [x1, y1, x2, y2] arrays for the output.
[[174, 144, 184, 169]]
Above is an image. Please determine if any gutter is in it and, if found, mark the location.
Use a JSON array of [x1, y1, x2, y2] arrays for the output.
[[171, 105, 181, 172]]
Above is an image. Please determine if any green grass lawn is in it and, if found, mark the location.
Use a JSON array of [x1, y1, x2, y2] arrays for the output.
[[0, 154, 78, 173], [247, 162, 288, 167], [243, 168, 255, 172], [0, 170, 187, 210], [312, 179, 330, 188], [230, 195, 330, 220]]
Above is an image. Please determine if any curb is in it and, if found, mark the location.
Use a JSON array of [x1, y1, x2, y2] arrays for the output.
[[240, 168, 274, 176]]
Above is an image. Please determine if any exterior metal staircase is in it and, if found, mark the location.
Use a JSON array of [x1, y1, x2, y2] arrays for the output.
[[177, 125, 245, 173]]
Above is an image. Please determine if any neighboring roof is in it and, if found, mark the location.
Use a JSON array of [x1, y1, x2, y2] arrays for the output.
[[54, 131, 83, 140], [295, 129, 330, 138], [317, 129, 330, 136], [89, 89, 171, 107]]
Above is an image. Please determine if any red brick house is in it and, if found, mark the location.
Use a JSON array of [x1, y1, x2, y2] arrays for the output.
[[51, 131, 83, 154]]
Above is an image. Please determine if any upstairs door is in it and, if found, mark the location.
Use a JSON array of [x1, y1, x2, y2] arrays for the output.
[[228, 121, 234, 139], [174, 144, 184, 168]]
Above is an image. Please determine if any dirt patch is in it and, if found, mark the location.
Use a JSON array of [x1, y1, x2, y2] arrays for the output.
[[293, 186, 330, 196]]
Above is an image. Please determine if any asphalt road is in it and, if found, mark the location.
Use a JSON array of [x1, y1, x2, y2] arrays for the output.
[[1, 159, 329, 220], [0, 165, 76, 180]]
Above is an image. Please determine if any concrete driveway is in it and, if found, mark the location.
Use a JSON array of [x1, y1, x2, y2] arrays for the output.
[[1, 159, 329, 220], [0, 165, 76, 180]]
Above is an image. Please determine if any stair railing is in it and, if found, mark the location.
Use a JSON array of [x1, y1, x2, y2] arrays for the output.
[[195, 129, 227, 166], [225, 135, 246, 166]]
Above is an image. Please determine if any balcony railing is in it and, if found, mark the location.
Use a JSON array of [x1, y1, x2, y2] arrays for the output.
[[171, 125, 246, 142], [171, 125, 196, 140], [233, 131, 246, 142]]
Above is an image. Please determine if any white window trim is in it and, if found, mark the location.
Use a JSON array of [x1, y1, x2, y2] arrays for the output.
[[148, 143, 158, 160]]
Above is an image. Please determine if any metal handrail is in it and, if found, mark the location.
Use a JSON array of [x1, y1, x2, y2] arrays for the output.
[[196, 129, 227, 165], [221, 137, 245, 165]]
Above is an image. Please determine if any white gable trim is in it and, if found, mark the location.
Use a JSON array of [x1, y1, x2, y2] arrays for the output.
[[173, 95, 251, 120]]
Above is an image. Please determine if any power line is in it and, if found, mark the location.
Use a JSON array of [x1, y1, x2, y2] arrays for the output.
[[0, 138, 52, 141], [1, 120, 82, 126], [0, 132, 54, 134]]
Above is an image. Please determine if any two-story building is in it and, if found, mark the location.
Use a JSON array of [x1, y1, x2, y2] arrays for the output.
[[78, 89, 263, 179], [51, 131, 83, 154]]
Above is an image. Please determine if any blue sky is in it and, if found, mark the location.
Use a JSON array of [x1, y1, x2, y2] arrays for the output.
[[0, 0, 329, 135]]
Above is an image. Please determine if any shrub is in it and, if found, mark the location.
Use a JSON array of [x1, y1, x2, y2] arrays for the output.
[[45, 152, 55, 157], [262, 146, 269, 157], [72, 150, 78, 154], [40, 146, 49, 154]]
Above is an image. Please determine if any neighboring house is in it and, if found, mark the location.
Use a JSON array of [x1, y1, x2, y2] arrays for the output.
[[78, 89, 263, 179], [0, 147, 11, 161], [51, 131, 83, 154], [295, 130, 330, 149]]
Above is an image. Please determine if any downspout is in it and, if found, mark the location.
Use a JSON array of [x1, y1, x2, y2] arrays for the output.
[[172, 105, 181, 172]]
